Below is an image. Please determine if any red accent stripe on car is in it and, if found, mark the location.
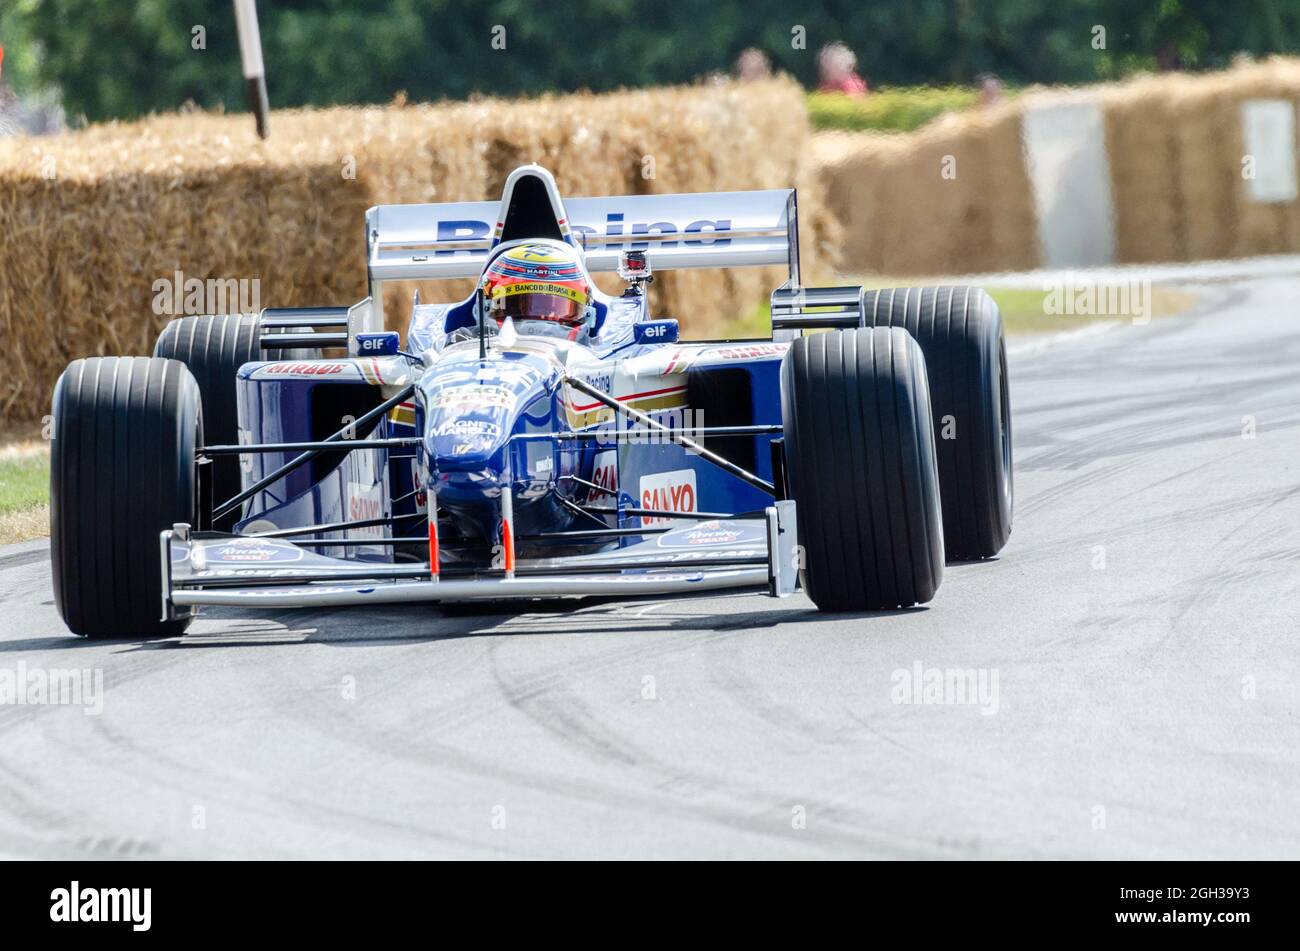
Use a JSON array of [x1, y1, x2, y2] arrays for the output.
[[502, 519, 515, 573], [427, 518, 440, 577], [568, 384, 686, 413]]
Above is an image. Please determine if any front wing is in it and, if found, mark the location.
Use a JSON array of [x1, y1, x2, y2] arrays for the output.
[[161, 503, 798, 615]]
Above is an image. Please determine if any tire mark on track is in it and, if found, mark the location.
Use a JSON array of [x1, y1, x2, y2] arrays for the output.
[[309, 685, 944, 859], [479, 608, 951, 855]]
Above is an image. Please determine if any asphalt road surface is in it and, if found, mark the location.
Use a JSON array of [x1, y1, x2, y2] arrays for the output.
[[2, 277, 1297, 859]]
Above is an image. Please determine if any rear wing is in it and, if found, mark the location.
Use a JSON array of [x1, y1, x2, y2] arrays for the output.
[[262, 165, 854, 351], [349, 164, 864, 343], [366, 188, 801, 287]]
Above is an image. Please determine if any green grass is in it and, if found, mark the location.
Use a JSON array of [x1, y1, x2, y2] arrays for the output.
[[980, 287, 1104, 335], [983, 285, 1197, 334], [0, 454, 49, 518], [808, 86, 986, 134], [0, 450, 50, 543]]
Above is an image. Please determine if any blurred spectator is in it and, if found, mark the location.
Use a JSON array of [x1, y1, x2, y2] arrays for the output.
[[735, 48, 772, 82], [978, 73, 1005, 106], [0, 43, 18, 136], [817, 42, 868, 96], [0, 43, 65, 136]]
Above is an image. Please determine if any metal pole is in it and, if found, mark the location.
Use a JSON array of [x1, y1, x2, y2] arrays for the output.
[[203, 438, 419, 455], [427, 490, 441, 579], [233, 0, 270, 139]]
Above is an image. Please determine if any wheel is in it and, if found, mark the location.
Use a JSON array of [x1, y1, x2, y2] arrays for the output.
[[153, 314, 315, 528], [51, 357, 202, 638], [780, 327, 944, 611], [861, 286, 1013, 559]]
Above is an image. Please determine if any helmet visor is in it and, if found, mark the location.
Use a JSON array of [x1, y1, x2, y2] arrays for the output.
[[488, 281, 585, 324]]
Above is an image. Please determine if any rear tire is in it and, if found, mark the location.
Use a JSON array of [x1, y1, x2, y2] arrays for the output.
[[861, 286, 1013, 559], [51, 357, 201, 638], [153, 314, 314, 528], [781, 327, 944, 611]]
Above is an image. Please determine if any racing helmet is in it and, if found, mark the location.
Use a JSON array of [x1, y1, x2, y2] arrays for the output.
[[479, 240, 594, 341]]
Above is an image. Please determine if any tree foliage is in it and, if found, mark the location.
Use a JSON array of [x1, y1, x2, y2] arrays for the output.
[[7, 0, 1300, 122]]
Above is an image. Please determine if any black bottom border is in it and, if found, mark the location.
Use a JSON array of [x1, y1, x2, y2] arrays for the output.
[[1, 858, 1290, 938]]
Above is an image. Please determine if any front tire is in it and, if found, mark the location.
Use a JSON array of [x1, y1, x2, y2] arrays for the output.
[[51, 357, 201, 638], [781, 327, 944, 611]]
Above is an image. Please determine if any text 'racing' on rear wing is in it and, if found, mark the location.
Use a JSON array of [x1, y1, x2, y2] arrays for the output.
[[366, 190, 800, 282]]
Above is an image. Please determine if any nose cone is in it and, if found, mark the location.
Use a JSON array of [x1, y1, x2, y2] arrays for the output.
[[426, 384, 516, 469], [420, 352, 557, 500]]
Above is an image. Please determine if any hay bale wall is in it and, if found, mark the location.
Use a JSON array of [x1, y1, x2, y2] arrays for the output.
[[1099, 59, 1300, 263], [0, 78, 835, 421], [819, 57, 1300, 278], [1102, 74, 1190, 264], [810, 102, 1039, 277]]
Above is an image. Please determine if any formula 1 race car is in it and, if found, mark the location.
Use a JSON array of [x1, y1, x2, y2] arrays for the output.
[[49, 165, 1013, 638]]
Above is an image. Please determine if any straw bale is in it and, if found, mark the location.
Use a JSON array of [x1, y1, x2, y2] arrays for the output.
[[811, 99, 1038, 277], [815, 58, 1300, 275], [1101, 73, 1189, 263]]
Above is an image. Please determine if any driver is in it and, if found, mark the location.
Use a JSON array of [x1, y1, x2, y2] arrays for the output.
[[479, 240, 595, 342]]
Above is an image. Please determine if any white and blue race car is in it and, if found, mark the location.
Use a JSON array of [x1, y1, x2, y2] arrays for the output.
[[49, 165, 1012, 637]]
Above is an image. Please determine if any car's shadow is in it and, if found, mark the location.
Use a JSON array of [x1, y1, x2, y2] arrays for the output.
[[7, 589, 930, 653], [83, 590, 929, 651]]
